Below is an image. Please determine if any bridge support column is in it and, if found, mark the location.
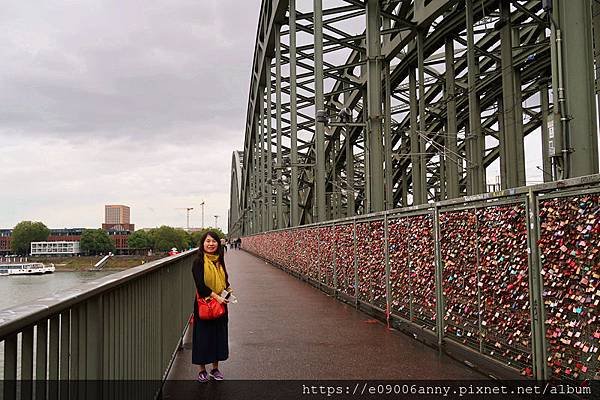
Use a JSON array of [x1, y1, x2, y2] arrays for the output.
[[445, 38, 459, 198], [417, 30, 428, 203], [275, 25, 284, 228], [383, 61, 393, 210], [500, 1, 525, 189], [264, 81, 273, 231], [409, 67, 423, 205], [254, 110, 261, 233], [365, 0, 385, 213], [314, 0, 326, 223], [255, 107, 263, 232], [465, 0, 485, 194], [289, 0, 300, 227], [382, 6, 393, 210], [345, 126, 355, 217], [259, 87, 267, 232], [550, 0, 598, 178], [344, 80, 355, 217]]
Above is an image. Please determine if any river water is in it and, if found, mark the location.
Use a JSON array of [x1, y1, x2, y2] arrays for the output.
[[0, 270, 118, 379], [0, 270, 117, 311]]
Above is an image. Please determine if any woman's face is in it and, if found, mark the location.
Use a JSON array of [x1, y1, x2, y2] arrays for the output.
[[203, 235, 219, 254]]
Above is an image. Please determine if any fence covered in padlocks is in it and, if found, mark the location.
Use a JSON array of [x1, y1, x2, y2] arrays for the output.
[[242, 176, 599, 382]]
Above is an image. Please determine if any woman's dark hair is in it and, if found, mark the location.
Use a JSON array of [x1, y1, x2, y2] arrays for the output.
[[197, 230, 226, 268]]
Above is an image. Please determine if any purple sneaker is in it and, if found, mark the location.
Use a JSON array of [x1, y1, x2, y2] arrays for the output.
[[209, 368, 224, 381], [197, 370, 209, 383]]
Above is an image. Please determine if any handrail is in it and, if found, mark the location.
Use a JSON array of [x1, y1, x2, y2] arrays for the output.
[[1, 249, 198, 389], [0, 250, 195, 340]]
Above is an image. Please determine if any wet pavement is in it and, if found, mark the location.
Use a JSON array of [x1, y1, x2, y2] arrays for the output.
[[164, 249, 486, 382]]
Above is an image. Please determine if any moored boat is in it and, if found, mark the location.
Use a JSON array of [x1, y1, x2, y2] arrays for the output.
[[0, 262, 55, 276]]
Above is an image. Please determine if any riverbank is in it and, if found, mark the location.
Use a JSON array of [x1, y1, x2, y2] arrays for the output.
[[31, 255, 165, 271]]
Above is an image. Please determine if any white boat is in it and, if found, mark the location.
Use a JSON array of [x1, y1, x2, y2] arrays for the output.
[[0, 262, 55, 276]]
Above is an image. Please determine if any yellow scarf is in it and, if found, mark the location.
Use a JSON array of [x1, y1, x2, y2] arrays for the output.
[[203, 253, 226, 294]]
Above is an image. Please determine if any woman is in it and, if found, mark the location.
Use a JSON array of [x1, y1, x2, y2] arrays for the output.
[[192, 231, 231, 382]]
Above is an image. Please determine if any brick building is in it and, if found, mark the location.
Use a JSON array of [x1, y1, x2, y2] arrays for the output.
[[1, 205, 135, 255], [0, 227, 131, 255], [103, 205, 134, 232], [0, 229, 12, 254]]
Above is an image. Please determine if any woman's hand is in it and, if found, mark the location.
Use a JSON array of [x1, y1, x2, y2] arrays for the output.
[[215, 295, 229, 304]]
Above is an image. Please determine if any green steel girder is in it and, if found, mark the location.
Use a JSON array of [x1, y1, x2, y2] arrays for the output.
[[233, 0, 599, 236]]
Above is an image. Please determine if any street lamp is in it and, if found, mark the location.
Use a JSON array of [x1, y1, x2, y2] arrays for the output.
[[199, 201, 205, 229]]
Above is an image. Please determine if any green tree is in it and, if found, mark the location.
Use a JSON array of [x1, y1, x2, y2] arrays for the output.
[[127, 230, 152, 250], [177, 229, 192, 250], [80, 229, 115, 255], [11, 221, 50, 255], [191, 227, 225, 248], [151, 226, 186, 252]]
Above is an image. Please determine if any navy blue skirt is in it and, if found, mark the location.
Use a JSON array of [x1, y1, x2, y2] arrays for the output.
[[191, 302, 229, 365]]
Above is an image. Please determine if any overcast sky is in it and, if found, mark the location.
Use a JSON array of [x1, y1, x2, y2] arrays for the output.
[[0, 0, 262, 232]]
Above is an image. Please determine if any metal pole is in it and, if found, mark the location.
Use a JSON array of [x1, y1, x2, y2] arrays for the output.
[[363, 83, 370, 213], [314, 0, 326, 223], [407, 217, 414, 321], [383, 61, 393, 210], [500, 1, 525, 188], [333, 135, 341, 219], [200, 202, 205, 229], [266, 78, 274, 231], [333, 224, 338, 297], [275, 25, 284, 228], [433, 207, 444, 347], [465, 0, 485, 194], [290, 0, 300, 227], [552, 0, 599, 177], [445, 38, 459, 198], [353, 218, 358, 307], [366, 0, 385, 212], [417, 30, 428, 203], [252, 114, 259, 233], [540, 81, 552, 182], [409, 67, 423, 204], [344, 81, 355, 217], [258, 89, 266, 232], [384, 212, 391, 328], [525, 190, 548, 380]]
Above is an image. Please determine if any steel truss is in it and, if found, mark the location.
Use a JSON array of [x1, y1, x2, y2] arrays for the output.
[[229, 0, 599, 236]]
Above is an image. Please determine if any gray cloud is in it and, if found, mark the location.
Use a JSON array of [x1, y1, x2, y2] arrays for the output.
[[0, 0, 260, 230]]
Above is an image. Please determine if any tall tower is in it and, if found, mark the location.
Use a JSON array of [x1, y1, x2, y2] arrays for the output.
[[103, 205, 134, 231]]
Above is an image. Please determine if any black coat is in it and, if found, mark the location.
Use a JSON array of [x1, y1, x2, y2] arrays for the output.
[[191, 253, 230, 365]]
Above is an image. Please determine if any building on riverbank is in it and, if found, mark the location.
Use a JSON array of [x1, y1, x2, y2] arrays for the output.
[[0, 228, 132, 255], [31, 241, 81, 255], [103, 205, 134, 232]]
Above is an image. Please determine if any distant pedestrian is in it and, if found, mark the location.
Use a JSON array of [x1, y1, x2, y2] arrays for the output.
[[192, 231, 232, 382], [220, 238, 227, 252]]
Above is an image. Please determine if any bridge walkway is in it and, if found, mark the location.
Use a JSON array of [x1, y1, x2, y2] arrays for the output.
[[164, 249, 484, 386]]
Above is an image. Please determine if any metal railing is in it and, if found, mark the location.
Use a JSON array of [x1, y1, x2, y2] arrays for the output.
[[0, 250, 197, 399], [243, 175, 600, 382]]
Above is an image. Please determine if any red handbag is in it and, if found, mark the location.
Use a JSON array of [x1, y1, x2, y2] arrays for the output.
[[196, 293, 226, 320]]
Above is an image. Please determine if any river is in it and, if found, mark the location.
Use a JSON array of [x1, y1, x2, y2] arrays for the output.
[[0, 270, 117, 310], [0, 270, 118, 379]]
